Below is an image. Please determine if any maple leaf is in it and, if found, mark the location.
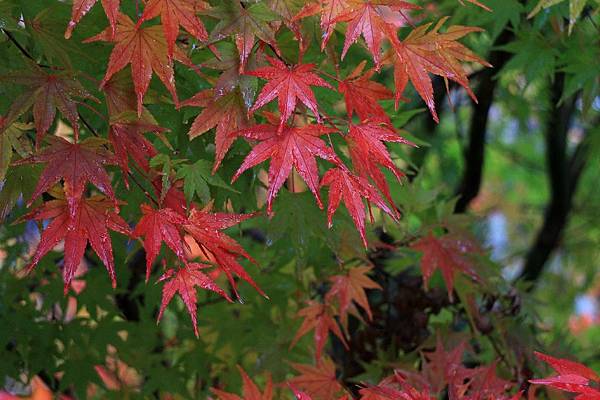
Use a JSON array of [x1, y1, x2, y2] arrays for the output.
[[21, 193, 130, 292], [211, 366, 273, 400], [359, 374, 435, 400], [0, 65, 97, 143], [290, 301, 348, 361], [181, 89, 249, 172], [292, 0, 348, 50], [158, 262, 231, 337], [132, 204, 189, 281], [320, 167, 395, 247], [411, 231, 480, 299], [385, 18, 490, 122], [16, 136, 117, 217], [459, 0, 492, 11], [335, 0, 419, 66], [209, 0, 280, 73], [346, 122, 414, 208], [85, 14, 193, 116], [101, 70, 156, 121], [246, 56, 333, 129], [420, 338, 475, 399], [464, 362, 513, 400], [138, 0, 209, 57], [529, 351, 600, 398], [338, 61, 393, 124], [65, 0, 120, 39], [288, 358, 344, 400], [109, 119, 164, 176], [325, 265, 381, 328], [182, 206, 263, 297], [232, 122, 339, 214], [528, 0, 588, 34], [0, 121, 32, 182]]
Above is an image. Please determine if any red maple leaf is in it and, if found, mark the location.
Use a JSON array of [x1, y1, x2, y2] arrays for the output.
[[182, 206, 264, 297], [0, 65, 97, 143], [385, 18, 490, 122], [158, 262, 231, 337], [411, 231, 479, 299], [420, 338, 475, 398], [288, 358, 344, 400], [65, 0, 120, 39], [232, 122, 339, 214], [132, 204, 189, 281], [335, 0, 418, 67], [17, 136, 117, 217], [290, 301, 348, 361], [338, 61, 393, 124], [320, 167, 395, 247], [211, 366, 273, 400], [138, 0, 209, 57], [464, 362, 514, 400], [346, 122, 414, 208], [108, 120, 164, 176], [292, 0, 348, 50], [529, 352, 600, 398], [246, 56, 333, 130], [21, 193, 130, 292], [181, 89, 249, 172], [85, 14, 193, 116], [325, 265, 382, 327], [359, 373, 435, 400]]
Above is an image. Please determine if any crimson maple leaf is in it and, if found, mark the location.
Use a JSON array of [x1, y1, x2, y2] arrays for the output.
[[529, 352, 600, 398], [338, 61, 393, 124], [0, 65, 97, 143], [290, 301, 348, 361], [21, 193, 130, 292], [288, 358, 344, 400], [320, 167, 395, 247], [411, 231, 479, 299], [232, 122, 339, 214], [158, 262, 231, 337], [182, 206, 264, 297], [16, 136, 117, 217], [211, 366, 273, 400], [325, 265, 381, 328], [85, 14, 193, 116], [385, 18, 490, 122], [420, 338, 475, 398], [132, 204, 189, 281], [464, 362, 514, 400], [335, 0, 418, 66], [346, 122, 414, 208], [246, 56, 333, 130], [292, 0, 348, 50], [109, 119, 164, 176], [138, 0, 209, 57], [360, 374, 435, 400], [181, 89, 249, 172], [65, 0, 120, 39]]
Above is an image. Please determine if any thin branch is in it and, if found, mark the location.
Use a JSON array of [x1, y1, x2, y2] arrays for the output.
[[454, 28, 515, 213]]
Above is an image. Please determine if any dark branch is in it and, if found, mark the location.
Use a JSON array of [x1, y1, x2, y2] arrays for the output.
[[518, 73, 585, 284], [454, 29, 515, 213]]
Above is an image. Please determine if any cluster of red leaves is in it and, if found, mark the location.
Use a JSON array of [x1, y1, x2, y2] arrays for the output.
[[208, 338, 527, 400], [530, 352, 600, 399], [290, 266, 381, 361], [2, 0, 490, 337]]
